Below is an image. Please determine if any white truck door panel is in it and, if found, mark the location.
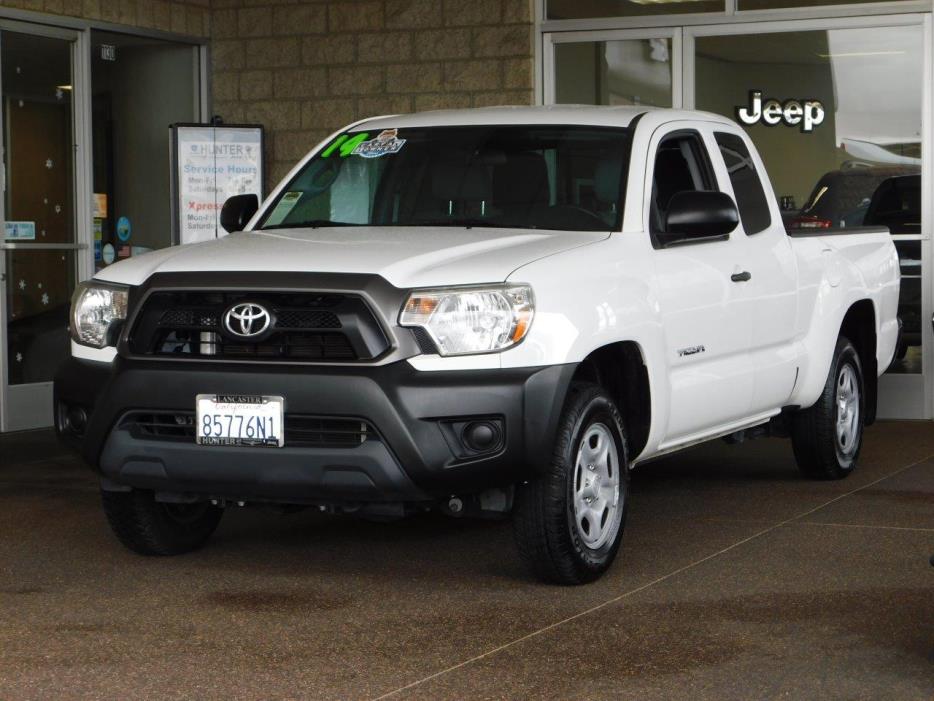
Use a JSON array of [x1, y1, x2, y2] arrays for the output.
[[742, 230, 799, 412], [654, 243, 754, 440], [647, 125, 754, 443], [709, 129, 799, 414]]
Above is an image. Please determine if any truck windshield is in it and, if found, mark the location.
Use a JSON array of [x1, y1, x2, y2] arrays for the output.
[[258, 125, 630, 232]]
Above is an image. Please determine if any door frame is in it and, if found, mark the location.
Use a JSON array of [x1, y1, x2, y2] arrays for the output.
[[0, 12, 209, 433], [0, 19, 87, 433], [543, 11, 934, 419]]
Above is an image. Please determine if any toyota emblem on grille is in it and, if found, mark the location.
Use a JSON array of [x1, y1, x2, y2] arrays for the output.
[[224, 303, 272, 338]]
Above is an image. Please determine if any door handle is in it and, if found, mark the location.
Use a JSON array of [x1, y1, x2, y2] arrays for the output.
[[731, 271, 752, 283]]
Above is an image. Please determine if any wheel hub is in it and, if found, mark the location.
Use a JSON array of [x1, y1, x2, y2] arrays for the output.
[[835, 363, 860, 458], [572, 422, 622, 550]]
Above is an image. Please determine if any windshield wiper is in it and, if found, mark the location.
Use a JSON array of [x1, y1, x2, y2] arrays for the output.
[[262, 220, 354, 230]]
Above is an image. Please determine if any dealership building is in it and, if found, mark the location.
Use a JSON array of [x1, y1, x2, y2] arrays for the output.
[[0, 0, 931, 431]]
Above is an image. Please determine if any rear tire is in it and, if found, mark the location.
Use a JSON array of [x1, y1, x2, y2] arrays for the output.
[[101, 489, 223, 555], [791, 336, 864, 480], [513, 383, 630, 585]]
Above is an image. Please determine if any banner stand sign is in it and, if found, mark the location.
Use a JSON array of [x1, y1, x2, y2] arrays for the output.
[[170, 123, 265, 245]]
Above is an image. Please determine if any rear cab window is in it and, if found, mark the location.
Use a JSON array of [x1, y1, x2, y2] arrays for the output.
[[714, 132, 772, 235]]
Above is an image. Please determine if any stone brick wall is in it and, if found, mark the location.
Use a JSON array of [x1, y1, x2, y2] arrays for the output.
[[211, 0, 536, 185], [0, 0, 537, 188], [0, 0, 211, 36]]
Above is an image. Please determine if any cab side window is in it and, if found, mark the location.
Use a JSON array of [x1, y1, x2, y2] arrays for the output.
[[650, 132, 716, 240], [714, 132, 772, 235]]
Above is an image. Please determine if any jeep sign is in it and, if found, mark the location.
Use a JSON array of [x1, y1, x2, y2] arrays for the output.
[[736, 90, 825, 133]]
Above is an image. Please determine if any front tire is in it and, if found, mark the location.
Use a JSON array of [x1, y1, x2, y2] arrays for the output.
[[513, 383, 630, 585], [101, 489, 224, 555], [791, 336, 864, 480]]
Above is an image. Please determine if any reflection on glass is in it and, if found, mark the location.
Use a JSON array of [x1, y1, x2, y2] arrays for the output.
[[6, 251, 75, 385], [2, 31, 77, 386], [548, 0, 722, 20], [555, 39, 673, 107], [2, 32, 74, 245], [695, 26, 924, 374]]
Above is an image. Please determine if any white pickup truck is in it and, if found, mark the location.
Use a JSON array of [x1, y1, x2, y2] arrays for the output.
[[56, 106, 901, 584]]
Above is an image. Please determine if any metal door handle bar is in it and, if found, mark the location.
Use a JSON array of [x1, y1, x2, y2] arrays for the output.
[[0, 243, 88, 250]]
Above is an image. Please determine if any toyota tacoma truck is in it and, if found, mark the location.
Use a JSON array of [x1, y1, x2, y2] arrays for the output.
[[55, 106, 901, 584]]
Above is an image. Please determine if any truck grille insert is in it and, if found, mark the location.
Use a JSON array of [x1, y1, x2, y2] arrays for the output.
[[128, 291, 389, 362], [124, 412, 378, 448]]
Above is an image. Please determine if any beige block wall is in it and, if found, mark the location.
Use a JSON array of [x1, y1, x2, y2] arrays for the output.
[[0, 0, 211, 36], [211, 0, 536, 185], [0, 0, 536, 188]]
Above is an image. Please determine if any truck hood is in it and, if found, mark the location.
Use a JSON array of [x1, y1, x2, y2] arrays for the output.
[[94, 226, 608, 289]]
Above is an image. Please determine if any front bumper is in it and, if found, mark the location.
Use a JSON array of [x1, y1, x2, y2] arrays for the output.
[[54, 357, 575, 505]]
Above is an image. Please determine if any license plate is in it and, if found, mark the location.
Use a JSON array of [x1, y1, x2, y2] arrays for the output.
[[196, 394, 284, 447]]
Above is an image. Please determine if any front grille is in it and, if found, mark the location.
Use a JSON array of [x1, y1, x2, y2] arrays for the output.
[[125, 412, 377, 448], [128, 291, 389, 362], [184, 331, 357, 360], [129, 412, 195, 439], [274, 310, 342, 329]]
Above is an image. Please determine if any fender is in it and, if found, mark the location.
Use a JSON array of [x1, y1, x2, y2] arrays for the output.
[[788, 235, 897, 410], [503, 234, 668, 459]]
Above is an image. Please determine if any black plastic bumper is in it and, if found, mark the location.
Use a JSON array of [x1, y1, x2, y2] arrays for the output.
[[54, 356, 575, 504]]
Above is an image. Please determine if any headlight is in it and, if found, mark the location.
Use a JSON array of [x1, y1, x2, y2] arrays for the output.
[[69, 281, 129, 348], [400, 285, 534, 356]]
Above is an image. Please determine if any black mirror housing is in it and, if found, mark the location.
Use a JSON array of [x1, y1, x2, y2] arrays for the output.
[[219, 194, 259, 234], [664, 190, 739, 243]]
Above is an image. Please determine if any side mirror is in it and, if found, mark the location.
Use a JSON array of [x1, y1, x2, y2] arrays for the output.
[[663, 191, 739, 244], [219, 194, 259, 233]]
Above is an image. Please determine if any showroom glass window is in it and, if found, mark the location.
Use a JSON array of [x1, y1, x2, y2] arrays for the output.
[[555, 39, 674, 108], [696, 25, 923, 375]]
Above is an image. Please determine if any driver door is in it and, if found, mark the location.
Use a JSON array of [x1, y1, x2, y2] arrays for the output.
[[648, 125, 755, 447]]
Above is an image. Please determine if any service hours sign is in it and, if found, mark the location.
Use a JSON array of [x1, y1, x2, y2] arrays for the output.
[[171, 123, 265, 245]]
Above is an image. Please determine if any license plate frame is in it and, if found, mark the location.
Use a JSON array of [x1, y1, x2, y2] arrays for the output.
[[195, 394, 285, 448]]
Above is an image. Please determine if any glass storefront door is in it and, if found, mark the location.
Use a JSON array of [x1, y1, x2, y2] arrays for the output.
[[90, 31, 201, 268], [689, 17, 931, 418], [0, 26, 81, 432], [548, 14, 933, 419]]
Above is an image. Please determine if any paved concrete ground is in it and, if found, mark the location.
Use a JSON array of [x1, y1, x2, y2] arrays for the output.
[[1, 423, 932, 700]]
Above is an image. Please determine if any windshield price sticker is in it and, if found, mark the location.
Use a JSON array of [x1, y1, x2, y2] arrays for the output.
[[321, 130, 406, 159], [352, 129, 406, 158], [264, 191, 302, 227]]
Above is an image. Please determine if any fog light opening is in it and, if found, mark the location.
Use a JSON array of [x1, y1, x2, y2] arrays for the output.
[[65, 405, 88, 435], [462, 421, 499, 452]]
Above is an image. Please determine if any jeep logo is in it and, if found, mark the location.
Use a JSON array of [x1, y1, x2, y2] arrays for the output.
[[736, 90, 825, 133]]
